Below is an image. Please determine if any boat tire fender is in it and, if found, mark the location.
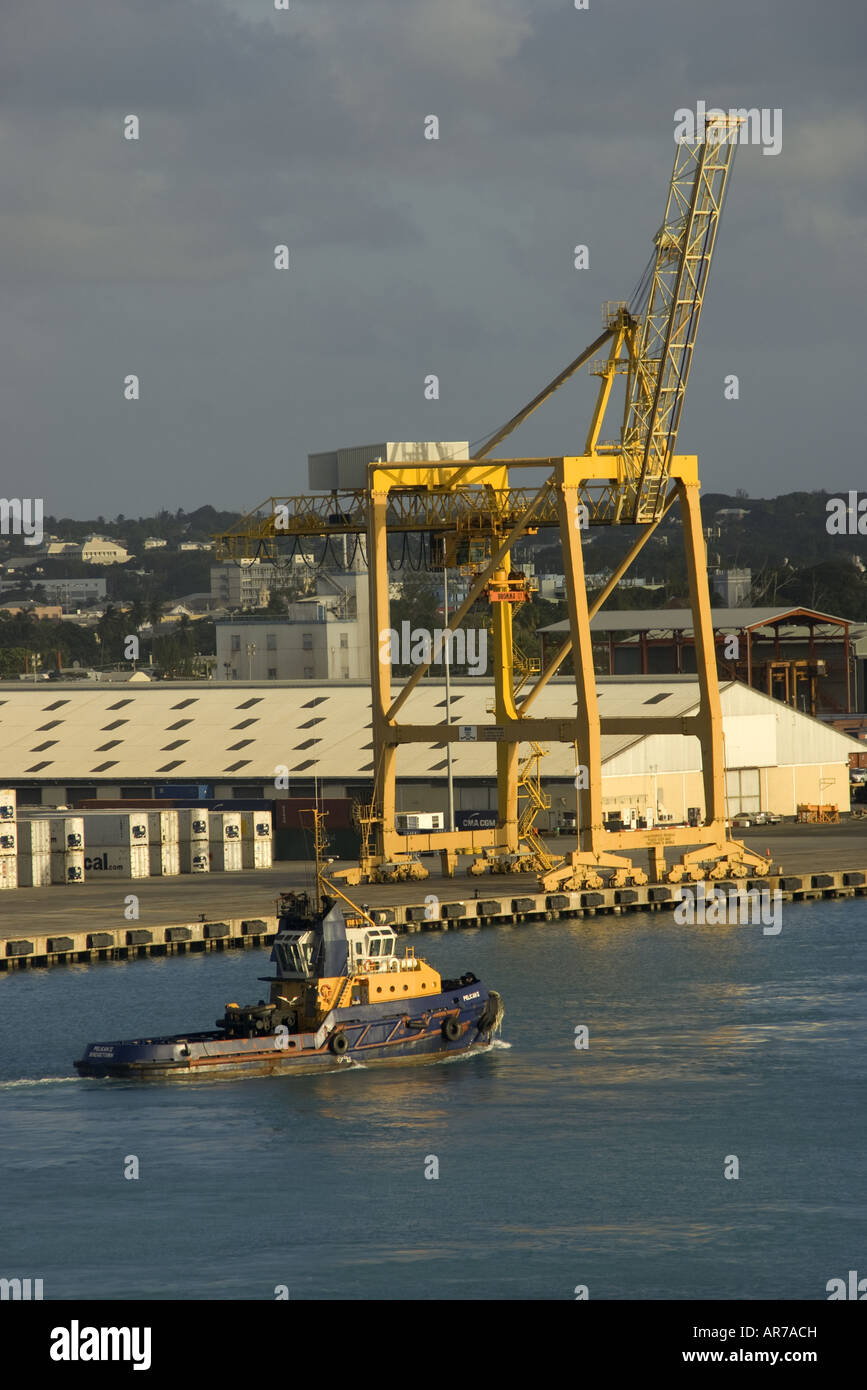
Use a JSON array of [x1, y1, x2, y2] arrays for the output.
[[330, 1031, 350, 1055], [442, 1017, 462, 1042]]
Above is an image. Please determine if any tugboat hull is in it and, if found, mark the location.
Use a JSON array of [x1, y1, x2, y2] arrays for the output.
[[75, 984, 502, 1081]]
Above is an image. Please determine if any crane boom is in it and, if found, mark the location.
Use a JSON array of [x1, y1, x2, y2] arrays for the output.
[[621, 115, 741, 522]]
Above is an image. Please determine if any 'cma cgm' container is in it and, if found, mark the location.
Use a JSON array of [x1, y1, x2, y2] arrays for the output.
[[83, 845, 150, 879]]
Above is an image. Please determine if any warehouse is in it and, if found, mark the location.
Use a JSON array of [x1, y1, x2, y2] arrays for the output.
[[0, 676, 859, 826]]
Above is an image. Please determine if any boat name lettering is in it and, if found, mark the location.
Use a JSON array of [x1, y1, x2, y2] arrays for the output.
[[462, 990, 480, 1001]]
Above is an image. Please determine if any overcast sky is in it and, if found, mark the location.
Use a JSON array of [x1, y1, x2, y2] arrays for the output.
[[1, 0, 865, 519]]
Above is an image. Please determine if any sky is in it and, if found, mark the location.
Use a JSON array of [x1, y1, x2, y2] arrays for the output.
[[1, 0, 865, 519]]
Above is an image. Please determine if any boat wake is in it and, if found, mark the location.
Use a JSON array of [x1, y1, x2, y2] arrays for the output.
[[0, 1076, 81, 1090]]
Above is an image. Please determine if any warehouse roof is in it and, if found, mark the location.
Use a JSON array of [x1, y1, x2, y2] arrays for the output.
[[0, 675, 859, 781], [540, 606, 854, 636]]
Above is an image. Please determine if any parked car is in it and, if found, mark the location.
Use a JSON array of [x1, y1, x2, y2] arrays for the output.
[[731, 811, 781, 829]]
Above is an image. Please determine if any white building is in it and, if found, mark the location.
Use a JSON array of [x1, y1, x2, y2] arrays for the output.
[[210, 555, 314, 610], [80, 536, 131, 565], [210, 560, 277, 610], [215, 572, 370, 681], [143, 538, 168, 550], [0, 577, 107, 605], [711, 567, 752, 605]]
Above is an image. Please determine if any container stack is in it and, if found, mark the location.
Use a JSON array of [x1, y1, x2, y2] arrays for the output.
[[49, 816, 86, 884], [178, 809, 210, 873], [146, 810, 180, 877], [81, 812, 150, 880], [209, 810, 243, 872], [16, 817, 51, 887], [241, 810, 273, 869], [0, 788, 18, 890]]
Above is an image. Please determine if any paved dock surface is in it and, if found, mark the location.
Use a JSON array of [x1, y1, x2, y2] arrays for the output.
[[0, 822, 864, 942]]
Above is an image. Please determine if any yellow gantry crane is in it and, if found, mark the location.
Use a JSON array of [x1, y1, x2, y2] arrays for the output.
[[216, 115, 769, 888]]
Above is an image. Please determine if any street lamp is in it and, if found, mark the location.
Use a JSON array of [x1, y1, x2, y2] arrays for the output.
[[246, 641, 256, 680]]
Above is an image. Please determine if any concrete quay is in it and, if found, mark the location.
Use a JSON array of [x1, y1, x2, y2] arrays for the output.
[[0, 822, 865, 970]]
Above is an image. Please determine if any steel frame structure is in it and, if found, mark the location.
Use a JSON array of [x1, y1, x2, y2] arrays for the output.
[[215, 116, 769, 885]]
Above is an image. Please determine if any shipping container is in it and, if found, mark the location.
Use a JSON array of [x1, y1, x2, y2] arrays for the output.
[[82, 845, 150, 879], [178, 809, 209, 841], [179, 842, 210, 873], [17, 852, 51, 887], [49, 817, 85, 852], [81, 812, 149, 846], [146, 810, 179, 845], [454, 809, 498, 830], [0, 788, 16, 822], [16, 819, 51, 854], [0, 855, 18, 889], [209, 839, 243, 872], [51, 851, 85, 884], [209, 811, 242, 842], [148, 842, 180, 877], [240, 810, 272, 840], [274, 797, 354, 831], [395, 811, 444, 833], [154, 783, 214, 800], [241, 837, 273, 870]]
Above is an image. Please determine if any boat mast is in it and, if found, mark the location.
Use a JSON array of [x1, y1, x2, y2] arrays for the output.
[[312, 808, 328, 914]]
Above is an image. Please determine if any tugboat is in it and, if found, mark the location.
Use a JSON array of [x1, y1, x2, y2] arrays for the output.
[[74, 880, 504, 1081]]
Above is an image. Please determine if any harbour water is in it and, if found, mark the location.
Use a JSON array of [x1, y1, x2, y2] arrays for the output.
[[1, 900, 864, 1300]]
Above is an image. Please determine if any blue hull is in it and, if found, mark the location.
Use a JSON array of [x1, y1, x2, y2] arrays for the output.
[[75, 982, 498, 1080]]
